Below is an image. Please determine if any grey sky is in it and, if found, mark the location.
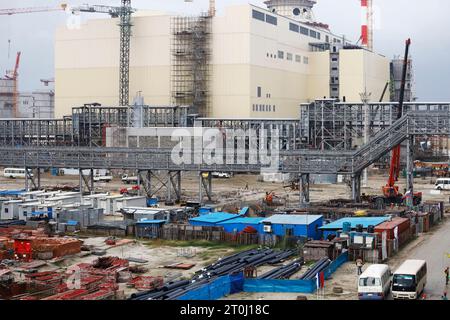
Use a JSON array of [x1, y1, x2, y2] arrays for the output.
[[0, 0, 449, 101]]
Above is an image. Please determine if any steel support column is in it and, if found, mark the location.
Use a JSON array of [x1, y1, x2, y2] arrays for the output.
[[169, 171, 182, 203], [299, 173, 310, 207], [199, 172, 212, 204], [25, 168, 41, 191], [406, 136, 414, 207], [351, 172, 361, 203], [79, 169, 94, 196]]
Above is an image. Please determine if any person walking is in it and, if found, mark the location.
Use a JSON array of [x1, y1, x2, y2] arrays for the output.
[[445, 267, 449, 286], [442, 292, 448, 300], [356, 257, 364, 275]]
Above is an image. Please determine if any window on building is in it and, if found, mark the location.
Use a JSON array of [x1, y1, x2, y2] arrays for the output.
[[265, 14, 277, 25], [278, 50, 284, 59], [295, 55, 301, 63], [289, 23, 299, 33], [317, 32, 321, 40], [309, 30, 317, 38], [303, 56, 309, 64], [268, 105, 272, 112], [252, 10, 265, 22], [273, 105, 276, 112], [332, 57, 338, 62], [326, 35, 330, 43], [267, 53, 269, 57], [287, 53, 293, 61], [332, 67, 338, 71], [300, 26, 309, 36], [257, 86, 262, 98]]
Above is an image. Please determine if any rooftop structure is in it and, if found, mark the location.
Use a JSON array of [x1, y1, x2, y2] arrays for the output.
[[319, 217, 389, 230], [264, 0, 317, 22]]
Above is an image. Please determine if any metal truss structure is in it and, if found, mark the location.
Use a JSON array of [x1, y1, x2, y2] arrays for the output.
[[1, 102, 450, 204]]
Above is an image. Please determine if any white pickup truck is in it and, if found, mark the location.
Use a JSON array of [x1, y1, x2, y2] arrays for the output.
[[94, 174, 113, 183], [121, 174, 139, 184]]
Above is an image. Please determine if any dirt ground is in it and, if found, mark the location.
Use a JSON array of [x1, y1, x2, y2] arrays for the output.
[[0, 170, 446, 206], [2, 169, 448, 300]]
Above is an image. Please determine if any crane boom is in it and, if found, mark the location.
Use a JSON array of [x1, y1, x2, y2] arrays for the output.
[[0, 5, 67, 15], [383, 39, 411, 199], [12, 52, 21, 118]]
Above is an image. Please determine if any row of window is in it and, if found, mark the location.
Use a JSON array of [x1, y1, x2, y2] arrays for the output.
[[268, 51, 308, 64], [252, 9, 277, 26], [252, 104, 276, 112], [252, 9, 344, 45], [289, 21, 321, 40]]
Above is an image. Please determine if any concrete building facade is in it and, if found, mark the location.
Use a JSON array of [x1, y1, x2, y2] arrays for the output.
[[55, 3, 390, 119]]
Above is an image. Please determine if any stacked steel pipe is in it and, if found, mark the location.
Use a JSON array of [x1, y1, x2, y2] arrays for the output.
[[259, 258, 304, 280], [130, 248, 296, 300], [298, 257, 331, 280]]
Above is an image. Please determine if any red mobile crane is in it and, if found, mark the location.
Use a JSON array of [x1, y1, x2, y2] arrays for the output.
[[381, 39, 422, 206]]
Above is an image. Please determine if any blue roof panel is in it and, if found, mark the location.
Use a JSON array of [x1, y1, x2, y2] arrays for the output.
[[218, 217, 265, 225], [261, 214, 322, 225], [189, 212, 240, 224], [319, 217, 389, 230]]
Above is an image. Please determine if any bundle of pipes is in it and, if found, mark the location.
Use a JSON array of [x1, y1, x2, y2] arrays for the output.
[[259, 258, 304, 280], [130, 248, 296, 300], [298, 257, 331, 280]]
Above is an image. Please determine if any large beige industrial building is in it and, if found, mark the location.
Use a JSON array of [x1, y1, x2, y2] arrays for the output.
[[55, 2, 390, 119]]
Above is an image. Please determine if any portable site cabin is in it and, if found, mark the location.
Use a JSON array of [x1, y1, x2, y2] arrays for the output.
[[121, 207, 171, 222], [115, 197, 147, 212], [218, 217, 265, 233], [82, 193, 109, 208], [189, 212, 241, 227], [320, 217, 390, 239], [260, 215, 323, 240], [99, 195, 124, 215]]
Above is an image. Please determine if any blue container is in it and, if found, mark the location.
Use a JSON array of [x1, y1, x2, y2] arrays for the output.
[[147, 198, 159, 207], [342, 222, 351, 233]]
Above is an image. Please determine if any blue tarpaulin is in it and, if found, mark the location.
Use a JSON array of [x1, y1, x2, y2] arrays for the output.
[[177, 274, 234, 300], [243, 279, 316, 293]]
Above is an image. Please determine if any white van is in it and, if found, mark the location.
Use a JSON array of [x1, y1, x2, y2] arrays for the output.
[[392, 259, 427, 300], [3, 168, 33, 179], [435, 178, 450, 190], [358, 264, 392, 300]]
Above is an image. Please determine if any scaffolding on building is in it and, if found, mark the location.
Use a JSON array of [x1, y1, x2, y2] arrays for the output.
[[171, 14, 212, 117]]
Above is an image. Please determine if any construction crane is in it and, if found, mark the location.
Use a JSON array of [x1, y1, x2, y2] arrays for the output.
[[1, 2, 135, 107], [4, 52, 21, 118], [381, 38, 421, 206], [69, 1, 135, 107], [40, 78, 55, 87], [0, 4, 68, 15]]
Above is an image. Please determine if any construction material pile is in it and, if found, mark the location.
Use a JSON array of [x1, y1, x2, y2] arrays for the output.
[[259, 258, 304, 279], [298, 257, 331, 280], [131, 248, 296, 300]]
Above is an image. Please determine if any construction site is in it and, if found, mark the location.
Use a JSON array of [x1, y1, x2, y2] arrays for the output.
[[0, 0, 449, 303]]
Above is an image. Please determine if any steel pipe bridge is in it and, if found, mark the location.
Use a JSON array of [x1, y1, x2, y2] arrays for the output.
[[0, 109, 449, 205]]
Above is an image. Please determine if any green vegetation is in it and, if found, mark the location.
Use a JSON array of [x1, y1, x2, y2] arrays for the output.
[[144, 239, 259, 252]]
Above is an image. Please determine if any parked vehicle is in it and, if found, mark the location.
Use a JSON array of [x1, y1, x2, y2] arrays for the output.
[[3, 168, 33, 179], [94, 174, 113, 183], [358, 264, 392, 300], [121, 174, 139, 184], [392, 259, 427, 300], [211, 172, 233, 179], [435, 178, 450, 190]]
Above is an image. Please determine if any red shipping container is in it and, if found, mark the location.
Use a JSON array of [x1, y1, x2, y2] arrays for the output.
[[374, 217, 410, 240]]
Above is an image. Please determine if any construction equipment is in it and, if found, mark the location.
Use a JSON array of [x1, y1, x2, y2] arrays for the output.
[[4, 52, 21, 118], [120, 185, 140, 196], [70, 1, 135, 107], [1, 2, 135, 107], [0, 4, 68, 15], [381, 39, 421, 206]]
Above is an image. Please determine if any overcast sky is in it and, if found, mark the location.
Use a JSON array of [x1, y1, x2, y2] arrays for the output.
[[1, 0, 449, 101]]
